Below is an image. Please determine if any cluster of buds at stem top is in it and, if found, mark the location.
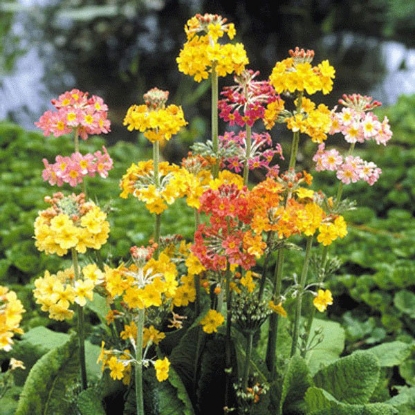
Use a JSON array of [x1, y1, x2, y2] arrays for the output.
[[289, 47, 315, 63], [338, 93, 382, 112], [143, 88, 169, 110], [185, 13, 235, 39]]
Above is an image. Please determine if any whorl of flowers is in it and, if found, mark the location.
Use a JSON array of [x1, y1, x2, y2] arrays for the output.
[[42, 146, 113, 187], [218, 69, 278, 127], [104, 249, 178, 310], [123, 88, 187, 143], [119, 160, 185, 214], [0, 286, 25, 351], [34, 192, 110, 256], [218, 130, 283, 176], [313, 94, 393, 185], [33, 263, 103, 321], [269, 47, 335, 96], [35, 88, 111, 139], [176, 13, 249, 82]]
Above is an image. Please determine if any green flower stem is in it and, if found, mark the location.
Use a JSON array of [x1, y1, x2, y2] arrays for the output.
[[288, 130, 300, 171], [258, 232, 274, 301], [153, 140, 161, 258], [243, 124, 252, 185], [224, 265, 233, 409], [290, 236, 313, 357], [211, 62, 219, 178], [135, 307, 145, 415], [265, 243, 284, 377], [301, 246, 328, 358], [71, 248, 87, 390], [242, 331, 254, 390], [288, 92, 303, 170]]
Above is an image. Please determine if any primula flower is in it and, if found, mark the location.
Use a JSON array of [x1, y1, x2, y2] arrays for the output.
[[33, 264, 100, 321], [218, 130, 283, 175], [218, 69, 278, 127], [34, 192, 110, 256], [123, 88, 187, 143], [269, 48, 335, 96], [0, 286, 25, 351], [120, 160, 185, 214], [313, 289, 333, 312], [177, 13, 249, 82], [200, 309, 225, 334], [35, 89, 110, 139], [154, 357, 170, 382], [42, 147, 113, 187]]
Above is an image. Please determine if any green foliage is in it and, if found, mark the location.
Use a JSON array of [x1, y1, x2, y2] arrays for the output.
[[14, 333, 80, 415]]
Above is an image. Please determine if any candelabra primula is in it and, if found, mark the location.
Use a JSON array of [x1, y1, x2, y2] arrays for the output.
[[34, 192, 110, 256], [0, 286, 25, 352]]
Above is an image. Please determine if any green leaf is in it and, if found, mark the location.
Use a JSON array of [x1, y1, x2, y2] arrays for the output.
[[387, 385, 415, 414], [394, 290, 415, 318], [305, 318, 345, 375], [86, 292, 111, 322], [313, 351, 380, 404], [305, 387, 398, 414], [15, 333, 80, 415], [365, 341, 412, 367], [77, 388, 106, 415], [157, 367, 195, 415], [280, 354, 311, 414]]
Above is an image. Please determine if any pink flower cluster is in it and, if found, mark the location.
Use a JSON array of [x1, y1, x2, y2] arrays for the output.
[[219, 131, 283, 176], [313, 144, 381, 185], [35, 89, 111, 139], [313, 94, 392, 186], [218, 69, 278, 127], [330, 94, 392, 146], [42, 147, 113, 187]]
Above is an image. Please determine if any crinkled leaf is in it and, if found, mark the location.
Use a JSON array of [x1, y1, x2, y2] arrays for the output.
[[77, 388, 106, 415], [313, 351, 379, 404], [280, 354, 311, 414], [305, 387, 398, 415], [305, 318, 345, 375], [15, 333, 79, 415], [365, 341, 412, 367]]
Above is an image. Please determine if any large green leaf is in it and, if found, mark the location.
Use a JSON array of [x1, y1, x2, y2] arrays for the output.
[[77, 388, 106, 415], [305, 387, 398, 414], [15, 333, 80, 415], [157, 367, 195, 415], [313, 351, 380, 405], [365, 341, 412, 367], [280, 354, 312, 414], [305, 318, 345, 375]]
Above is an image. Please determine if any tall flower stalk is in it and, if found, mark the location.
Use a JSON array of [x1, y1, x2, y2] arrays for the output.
[[34, 89, 112, 390]]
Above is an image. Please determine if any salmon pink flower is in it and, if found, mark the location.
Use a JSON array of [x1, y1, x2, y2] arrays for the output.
[[35, 89, 111, 139]]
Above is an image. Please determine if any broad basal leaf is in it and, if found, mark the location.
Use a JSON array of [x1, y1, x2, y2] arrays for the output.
[[313, 351, 379, 405], [15, 333, 80, 415], [305, 387, 398, 415]]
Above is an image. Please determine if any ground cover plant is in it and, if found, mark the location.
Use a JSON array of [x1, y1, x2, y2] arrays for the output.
[[1, 12, 415, 415]]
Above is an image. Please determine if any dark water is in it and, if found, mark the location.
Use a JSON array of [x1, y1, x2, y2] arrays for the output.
[[1, 0, 414, 142]]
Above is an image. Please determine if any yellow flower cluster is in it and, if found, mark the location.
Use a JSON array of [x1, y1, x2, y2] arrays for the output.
[[123, 104, 187, 143], [317, 215, 348, 246], [34, 193, 110, 256], [177, 13, 249, 82], [200, 309, 225, 334], [104, 252, 178, 310], [285, 97, 332, 143], [0, 286, 25, 351], [120, 160, 185, 214], [98, 341, 170, 383], [269, 48, 335, 96], [33, 263, 103, 321]]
